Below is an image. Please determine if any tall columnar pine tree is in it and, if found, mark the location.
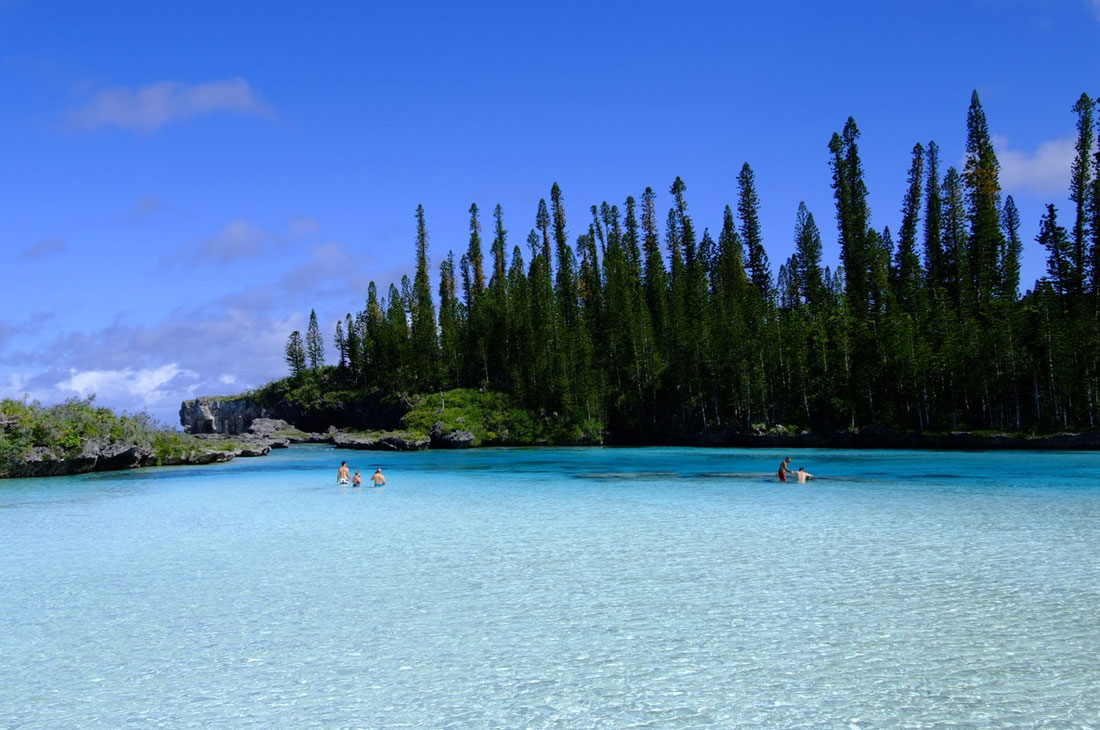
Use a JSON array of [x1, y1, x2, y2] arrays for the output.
[[438, 251, 462, 388], [490, 205, 508, 290], [668, 177, 706, 415], [536, 198, 553, 268], [1091, 95, 1100, 299], [793, 202, 825, 309], [641, 186, 670, 369], [622, 196, 643, 281], [306, 309, 325, 371], [712, 205, 750, 425], [1000, 196, 1022, 300], [941, 166, 969, 306], [829, 118, 873, 314], [485, 205, 510, 386], [829, 116, 879, 424], [466, 203, 486, 299], [334, 318, 348, 370], [505, 244, 531, 397], [1039, 204, 1074, 299], [365, 282, 383, 379], [893, 143, 925, 312], [285, 331, 306, 380], [963, 91, 1007, 311], [923, 141, 945, 289], [411, 205, 439, 388], [464, 204, 489, 384], [344, 313, 360, 380], [1069, 93, 1093, 298], [551, 183, 577, 325], [738, 163, 771, 299]]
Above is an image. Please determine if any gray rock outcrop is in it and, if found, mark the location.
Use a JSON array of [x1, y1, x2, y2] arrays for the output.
[[179, 397, 266, 435], [331, 431, 430, 451], [430, 421, 476, 448]]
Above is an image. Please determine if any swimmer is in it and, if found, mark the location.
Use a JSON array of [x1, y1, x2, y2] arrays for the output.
[[795, 467, 814, 483], [337, 461, 350, 485], [370, 468, 386, 486]]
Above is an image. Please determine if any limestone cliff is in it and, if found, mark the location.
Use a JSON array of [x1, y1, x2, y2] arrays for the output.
[[179, 393, 405, 435], [179, 397, 266, 435]]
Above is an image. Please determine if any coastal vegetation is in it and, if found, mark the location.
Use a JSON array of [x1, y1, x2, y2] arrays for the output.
[[0, 397, 244, 477], [274, 91, 1100, 443]]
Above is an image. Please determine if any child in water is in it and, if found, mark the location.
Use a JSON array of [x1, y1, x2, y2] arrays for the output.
[[352, 470, 362, 487]]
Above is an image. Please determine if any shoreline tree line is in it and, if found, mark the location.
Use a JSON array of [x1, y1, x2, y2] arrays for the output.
[[284, 91, 1100, 440]]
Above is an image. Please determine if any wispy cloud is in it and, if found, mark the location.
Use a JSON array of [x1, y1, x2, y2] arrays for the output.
[[116, 196, 172, 226], [0, 313, 54, 352], [994, 134, 1076, 196], [193, 219, 277, 264], [162, 216, 326, 267], [67, 78, 272, 134], [18, 236, 67, 261]]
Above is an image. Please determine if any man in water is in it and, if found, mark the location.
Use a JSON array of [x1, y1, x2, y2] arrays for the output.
[[337, 461, 350, 485], [370, 468, 386, 486], [777, 457, 792, 482], [795, 467, 814, 483]]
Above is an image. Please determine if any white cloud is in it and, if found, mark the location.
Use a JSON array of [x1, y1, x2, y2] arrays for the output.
[[68, 78, 272, 133], [58, 364, 199, 409], [994, 133, 1076, 196], [0, 304, 301, 425]]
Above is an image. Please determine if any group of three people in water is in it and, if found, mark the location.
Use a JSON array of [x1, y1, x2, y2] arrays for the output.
[[777, 457, 813, 483], [337, 461, 386, 487]]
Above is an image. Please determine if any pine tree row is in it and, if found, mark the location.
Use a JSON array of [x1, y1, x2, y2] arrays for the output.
[[285, 91, 1100, 438]]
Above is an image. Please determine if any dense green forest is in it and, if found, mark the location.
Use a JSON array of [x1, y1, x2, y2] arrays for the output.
[[283, 92, 1100, 441]]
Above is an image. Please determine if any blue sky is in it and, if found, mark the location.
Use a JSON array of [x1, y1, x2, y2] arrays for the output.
[[2, 0, 1098, 426]]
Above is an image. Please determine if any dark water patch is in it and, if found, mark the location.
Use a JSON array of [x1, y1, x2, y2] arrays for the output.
[[577, 471, 679, 481]]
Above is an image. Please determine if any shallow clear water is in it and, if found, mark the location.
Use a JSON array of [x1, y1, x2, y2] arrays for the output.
[[2, 446, 1098, 729]]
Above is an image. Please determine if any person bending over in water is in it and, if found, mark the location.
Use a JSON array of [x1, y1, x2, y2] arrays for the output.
[[777, 457, 793, 482], [370, 468, 386, 486], [337, 461, 350, 485], [795, 467, 814, 483]]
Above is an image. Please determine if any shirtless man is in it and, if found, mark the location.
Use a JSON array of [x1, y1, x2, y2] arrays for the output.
[[795, 467, 814, 483], [777, 457, 792, 482], [337, 461, 350, 485], [370, 468, 386, 486]]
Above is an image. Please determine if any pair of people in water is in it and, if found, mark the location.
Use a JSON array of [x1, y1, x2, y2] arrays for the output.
[[777, 457, 813, 483], [337, 461, 386, 487]]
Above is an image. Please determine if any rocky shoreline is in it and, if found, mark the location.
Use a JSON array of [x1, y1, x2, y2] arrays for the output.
[[7, 404, 1098, 480]]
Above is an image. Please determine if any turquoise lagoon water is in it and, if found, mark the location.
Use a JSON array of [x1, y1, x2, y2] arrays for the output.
[[1, 446, 1098, 729]]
